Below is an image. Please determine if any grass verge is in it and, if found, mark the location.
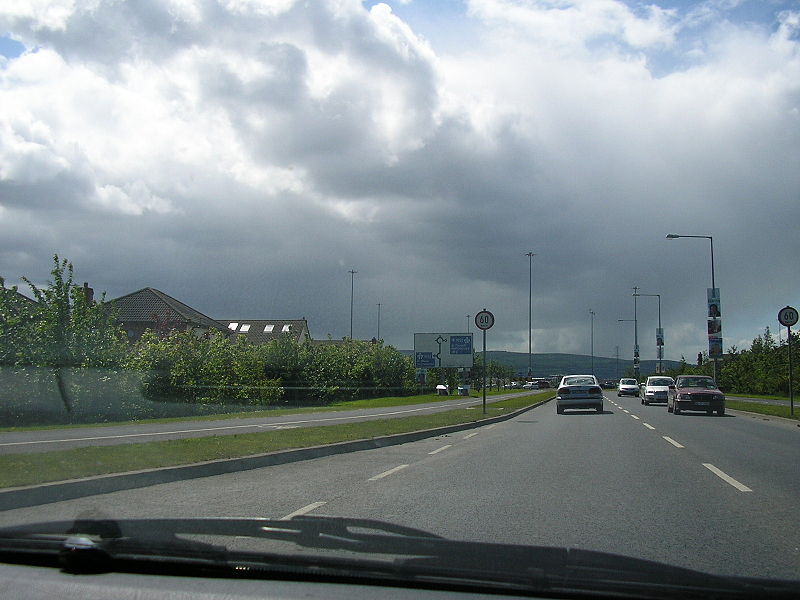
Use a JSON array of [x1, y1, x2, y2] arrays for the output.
[[0, 392, 551, 489], [0, 388, 526, 433], [726, 399, 799, 421]]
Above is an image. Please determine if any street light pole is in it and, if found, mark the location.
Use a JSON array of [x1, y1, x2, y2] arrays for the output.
[[376, 303, 381, 341], [348, 269, 357, 339], [618, 319, 635, 377], [526, 252, 536, 378], [589, 310, 595, 376], [632, 287, 639, 379], [635, 293, 662, 374], [666, 234, 717, 381]]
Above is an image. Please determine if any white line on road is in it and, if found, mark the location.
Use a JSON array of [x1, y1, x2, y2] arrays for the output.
[[281, 501, 327, 520], [703, 463, 753, 492], [428, 445, 452, 455], [662, 436, 685, 448], [630, 415, 640, 420], [623, 410, 630, 414], [463, 432, 479, 439], [643, 423, 656, 430], [368, 464, 409, 481], [485, 424, 498, 430]]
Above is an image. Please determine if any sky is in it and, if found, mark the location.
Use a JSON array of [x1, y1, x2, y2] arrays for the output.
[[1, 0, 798, 364]]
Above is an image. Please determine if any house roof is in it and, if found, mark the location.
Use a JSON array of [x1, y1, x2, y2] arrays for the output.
[[110, 287, 227, 333], [220, 319, 308, 344]]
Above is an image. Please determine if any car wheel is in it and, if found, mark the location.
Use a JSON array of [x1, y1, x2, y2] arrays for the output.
[[556, 406, 563, 414], [617, 392, 621, 397], [674, 404, 681, 415], [667, 402, 673, 413], [716, 408, 725, 416]]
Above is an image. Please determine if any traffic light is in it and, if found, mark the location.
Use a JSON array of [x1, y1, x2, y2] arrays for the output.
[[697, 352, 703, 366]]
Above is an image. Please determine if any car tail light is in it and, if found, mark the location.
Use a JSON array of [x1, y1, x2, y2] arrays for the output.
[[557, 387, 569, 396]]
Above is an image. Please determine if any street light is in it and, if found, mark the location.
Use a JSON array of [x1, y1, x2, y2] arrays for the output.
[[618, 319, 636, 378], [348, 269, 357, 339], [666, 234, 717, 380], [589, 310, 595, 376], [376, 302, 382, 341], [526, 252, 536, 377], [635, 293, 662, 374]]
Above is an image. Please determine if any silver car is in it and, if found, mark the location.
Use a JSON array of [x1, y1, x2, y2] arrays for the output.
[[617, 378, 639, 397], [641, 376, 674, 405], [556, 375, 604, 414]]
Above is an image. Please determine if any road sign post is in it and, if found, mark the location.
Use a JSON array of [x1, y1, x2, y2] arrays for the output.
[[778, 306, 798, 416], [475, 310, 495, 415]]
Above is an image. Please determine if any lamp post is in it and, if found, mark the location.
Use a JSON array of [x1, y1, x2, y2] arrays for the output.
[[618, 319, 636, 378], [666, 234, 717, 381], [348, 269, 357, 339], [635, 293, 662, 374], [589, 310, 595, 376], [526, 252, 536, 378], [631, 287, 640, 378], [376, 303, 381, 341]]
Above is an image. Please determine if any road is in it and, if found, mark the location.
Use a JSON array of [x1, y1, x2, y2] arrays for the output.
[[0, 392, 526, 454], [1, 392, 798, 580]]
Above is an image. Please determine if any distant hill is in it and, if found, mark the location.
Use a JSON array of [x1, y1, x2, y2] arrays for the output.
[[399, 350, 679, 381]]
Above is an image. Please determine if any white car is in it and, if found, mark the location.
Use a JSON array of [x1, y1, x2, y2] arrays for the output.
[[617, 378, 639, 397], [556, 375, 604, 414], [641, 376, 674, 405]]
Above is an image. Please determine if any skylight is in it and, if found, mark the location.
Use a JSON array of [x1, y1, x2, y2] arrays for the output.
[[264, 324, 274, 332], [228, 322, 238, 330], [240, 324, 251, 333], [282, 324, 291, 332]]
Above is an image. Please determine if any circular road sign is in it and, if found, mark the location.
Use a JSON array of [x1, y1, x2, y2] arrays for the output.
[[778, 306, 798, 327], [475, 310, 495, 331]]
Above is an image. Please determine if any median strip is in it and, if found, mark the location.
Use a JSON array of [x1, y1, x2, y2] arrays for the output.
[[0, 392, 553, 493]]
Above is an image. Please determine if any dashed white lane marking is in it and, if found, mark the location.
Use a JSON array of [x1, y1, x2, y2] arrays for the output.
[[630, 415, 640, 420], [485, 424, 498, 430], [643, 423, 656, 430], [463, 432, 479, 439], [703, 463, 753, 492], [281, 501, 327, 520], [368, 464, 409, 481], [428, 444, 452, 455], [663, 436, 685, 448], [623, 410, 630, 414]]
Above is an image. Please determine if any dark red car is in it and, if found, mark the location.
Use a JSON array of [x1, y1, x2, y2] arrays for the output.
[[668, 375, 725, 416]]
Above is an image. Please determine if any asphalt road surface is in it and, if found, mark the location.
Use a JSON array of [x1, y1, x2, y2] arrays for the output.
[[1, 393, 798, 580]]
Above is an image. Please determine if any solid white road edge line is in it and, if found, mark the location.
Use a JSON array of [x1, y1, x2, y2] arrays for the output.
[[662, 436, 685, 448], [368, 464, 409, 481], [281, 501, 327, 520], [703, 463, 753, 492]]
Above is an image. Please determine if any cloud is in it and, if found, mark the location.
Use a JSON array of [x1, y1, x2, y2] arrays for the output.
[[0, 0, 798, 366]]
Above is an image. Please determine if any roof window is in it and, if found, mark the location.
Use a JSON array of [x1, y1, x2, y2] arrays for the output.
[[264, 324, 274, 333], [228, 322, 238, 330], [282, 324, 291, 332], [240, 324, 251, 333]]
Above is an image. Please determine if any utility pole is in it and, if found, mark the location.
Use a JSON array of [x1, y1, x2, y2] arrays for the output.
[[348, 269, 357, 339]]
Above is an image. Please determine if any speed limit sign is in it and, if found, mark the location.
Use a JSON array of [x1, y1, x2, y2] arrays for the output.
[[778, 306, 798, 327], [475, 310, 495, 330]]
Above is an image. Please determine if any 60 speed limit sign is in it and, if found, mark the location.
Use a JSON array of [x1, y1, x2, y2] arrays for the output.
[[778, 306, 798, 327], [475, 310, 495, 330]]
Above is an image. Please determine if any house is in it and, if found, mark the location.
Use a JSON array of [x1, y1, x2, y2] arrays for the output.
[[110, 287, 230, 342], [220, 319, 310, 344]]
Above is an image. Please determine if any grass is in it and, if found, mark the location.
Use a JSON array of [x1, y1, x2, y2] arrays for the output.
[[727, 392, 790, 401], [726, 399, 799, 421], [0, 388, 524, 433], [0, 391, 551, 489]]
